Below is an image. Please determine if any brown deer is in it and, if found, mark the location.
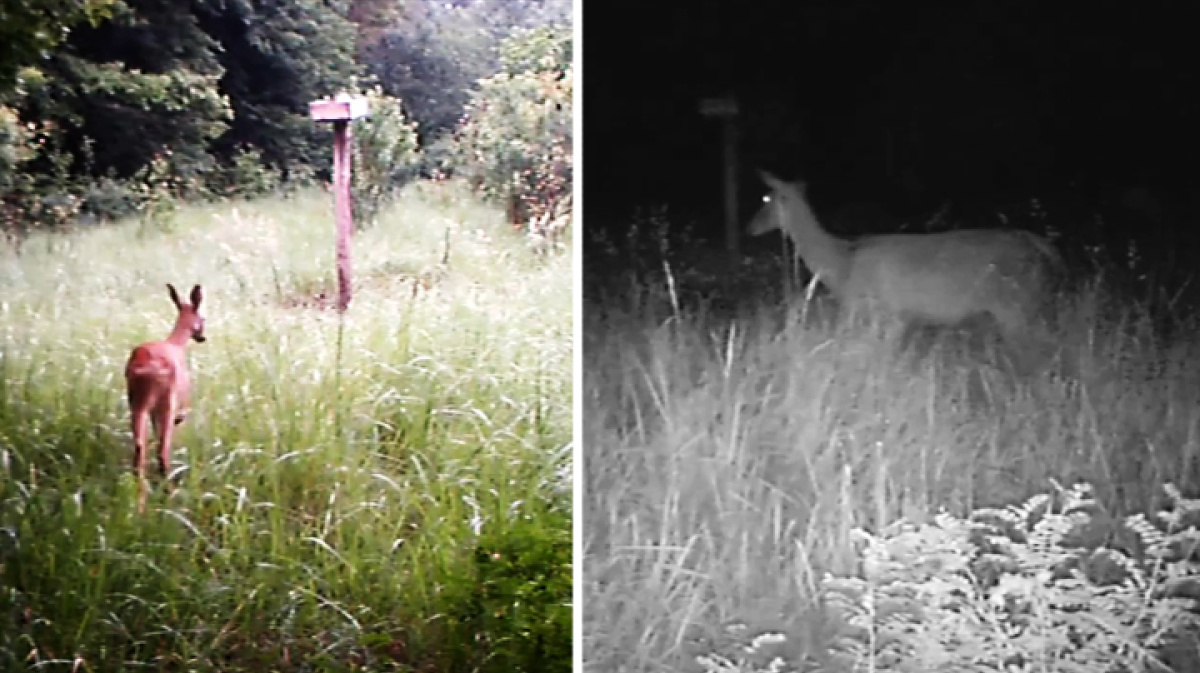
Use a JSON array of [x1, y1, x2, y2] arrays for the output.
[[125, 284, 205, 511]]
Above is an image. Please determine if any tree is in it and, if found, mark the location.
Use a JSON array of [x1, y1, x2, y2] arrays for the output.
[[14, 0, 230, 192], [362, 0, 571, 142], [0, 0, 116, 94], [196, 0, 361, 176]]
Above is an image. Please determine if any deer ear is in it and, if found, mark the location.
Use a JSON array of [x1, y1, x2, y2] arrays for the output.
[[190, 285, 203, 309], [167, 284, 182, 309], [757, 169, 782, 190]]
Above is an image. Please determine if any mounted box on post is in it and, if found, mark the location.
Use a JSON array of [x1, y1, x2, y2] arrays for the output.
[[309, 95, 371, 123]]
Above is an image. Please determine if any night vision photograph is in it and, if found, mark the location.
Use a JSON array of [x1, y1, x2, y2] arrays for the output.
[[581, 0, 1200, 670]]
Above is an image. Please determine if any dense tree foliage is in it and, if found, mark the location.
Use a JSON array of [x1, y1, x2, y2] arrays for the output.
[[0, 0, 116, 90], [361, 0, 570, 142], [1, 0, 573, 243], [197, 0, 360, 174]]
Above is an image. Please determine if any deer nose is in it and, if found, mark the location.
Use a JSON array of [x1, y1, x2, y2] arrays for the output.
[[194, 334, 207, 343]]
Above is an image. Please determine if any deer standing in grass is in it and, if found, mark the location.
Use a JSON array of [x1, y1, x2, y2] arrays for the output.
[[749, 170, 1063, 364], [125, 284, 205, 511]]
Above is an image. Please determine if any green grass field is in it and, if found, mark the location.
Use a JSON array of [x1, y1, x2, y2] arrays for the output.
[[0, 180, 572, 672], [582, 253, 1200, 671]]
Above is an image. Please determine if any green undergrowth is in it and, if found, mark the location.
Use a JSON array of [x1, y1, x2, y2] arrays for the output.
[[0, 179, 572, 672]]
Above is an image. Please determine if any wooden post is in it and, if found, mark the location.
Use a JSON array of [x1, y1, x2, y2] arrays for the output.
[[331, 119, 354, 310], [309, 93, 370, 312], [699, 95, 740, 260]]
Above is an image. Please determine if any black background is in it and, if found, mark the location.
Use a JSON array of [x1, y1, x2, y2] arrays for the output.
[[583, 0, 1200, 251]]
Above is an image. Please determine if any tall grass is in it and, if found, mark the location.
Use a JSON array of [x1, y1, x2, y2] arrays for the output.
[[0, 180, 572, 672], [582, 244, 1200, 671]]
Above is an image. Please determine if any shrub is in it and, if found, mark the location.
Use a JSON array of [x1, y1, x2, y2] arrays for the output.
[[130, 151, 182, 236], [207, 145, 283, 199], [79, 175, 141, 221], [446, 506, 573, 673], [0, 104, 32, 193], [1, 112, 82, 245], [351, 87, 422, 230], [449, 25, 572, 240]]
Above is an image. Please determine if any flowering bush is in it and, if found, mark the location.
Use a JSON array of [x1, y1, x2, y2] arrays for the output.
[[450, 25, 572, 244]]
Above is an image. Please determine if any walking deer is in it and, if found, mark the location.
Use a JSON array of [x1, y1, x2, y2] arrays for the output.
[[125, 284, 205, 510], [748, 170, 1063, 362]]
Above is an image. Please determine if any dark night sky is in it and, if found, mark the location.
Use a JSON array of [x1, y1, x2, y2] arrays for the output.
[[582, 0, 1200, 243]]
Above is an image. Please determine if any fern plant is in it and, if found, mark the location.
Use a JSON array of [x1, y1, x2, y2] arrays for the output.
[[696, 483, 1200, 673], [821, 482, 1200, 672]]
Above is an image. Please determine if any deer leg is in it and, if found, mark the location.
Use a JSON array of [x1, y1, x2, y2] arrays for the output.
[[150, 413, 162, 469], [988, 306, 1040, 376], [131, 403, 152, 513], [131, 406, 149, 478], [154, 401, 176, 479]]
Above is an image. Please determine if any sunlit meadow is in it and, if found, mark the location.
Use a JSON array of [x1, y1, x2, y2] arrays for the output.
[[0, 180, 572, 672]]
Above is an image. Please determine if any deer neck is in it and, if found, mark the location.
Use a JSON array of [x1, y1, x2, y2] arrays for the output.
[[782, 199, 853, 291], [165, 320, 194, 349]]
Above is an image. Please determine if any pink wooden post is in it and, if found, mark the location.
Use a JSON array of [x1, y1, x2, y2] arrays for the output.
[[309, 93, 370, 312]]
